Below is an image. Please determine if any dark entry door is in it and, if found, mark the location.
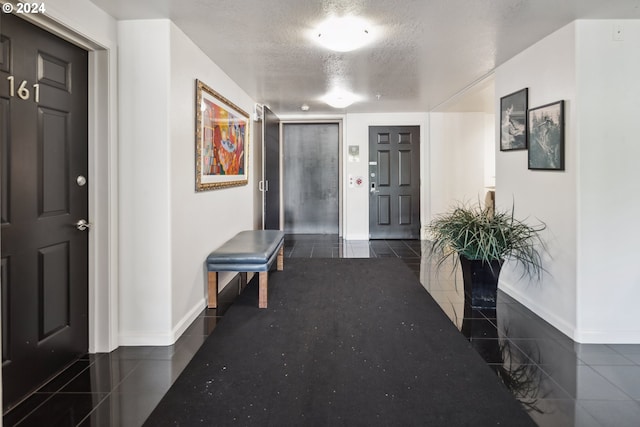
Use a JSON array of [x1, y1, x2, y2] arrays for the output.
[[263, 106, 280, 230], [369, 126, 420, 239], [1, 13, 89, 410]]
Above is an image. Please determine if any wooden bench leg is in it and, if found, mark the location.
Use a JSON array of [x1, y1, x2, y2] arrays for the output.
[[277, 246, 284, 271], [207, 271, 218, 308], [259, 271, 268, 308]]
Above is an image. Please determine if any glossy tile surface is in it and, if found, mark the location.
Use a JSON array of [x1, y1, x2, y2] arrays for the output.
[[3, 288, 232, 427], [5, 234, 640, 426]]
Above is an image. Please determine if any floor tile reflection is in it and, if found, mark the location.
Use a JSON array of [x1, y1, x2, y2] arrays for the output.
[[5, 234, 640, 427], [3, 285, 237, 427]]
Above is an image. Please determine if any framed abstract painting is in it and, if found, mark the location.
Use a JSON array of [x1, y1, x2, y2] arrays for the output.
[[195, 79, 250, 191]]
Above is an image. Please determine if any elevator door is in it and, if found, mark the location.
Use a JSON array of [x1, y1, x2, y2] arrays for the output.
[[283, 123, 339, 234]]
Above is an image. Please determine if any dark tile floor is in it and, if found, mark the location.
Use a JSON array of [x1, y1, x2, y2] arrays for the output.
[[3, 296, 232, 427], [5, 234, 640, 426]]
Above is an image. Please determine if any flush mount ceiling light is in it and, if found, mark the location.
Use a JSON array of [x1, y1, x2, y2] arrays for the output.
[[322, 89, 360, 109], [314, 16, 374, 52]]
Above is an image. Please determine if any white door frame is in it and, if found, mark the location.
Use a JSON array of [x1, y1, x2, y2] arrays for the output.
[[6, 9, 120, 353]]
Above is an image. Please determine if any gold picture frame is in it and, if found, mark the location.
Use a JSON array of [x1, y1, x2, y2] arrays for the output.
[[195, 79, 250, 191]]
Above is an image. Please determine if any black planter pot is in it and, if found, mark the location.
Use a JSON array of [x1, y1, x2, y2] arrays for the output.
[[459, 255, 503, 309]]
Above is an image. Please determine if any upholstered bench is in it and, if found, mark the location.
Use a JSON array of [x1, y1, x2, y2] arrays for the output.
[[206, 230, 285, 309]]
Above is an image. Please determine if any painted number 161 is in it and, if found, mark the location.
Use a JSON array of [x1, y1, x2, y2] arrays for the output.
[[6, 76, 40, 103]]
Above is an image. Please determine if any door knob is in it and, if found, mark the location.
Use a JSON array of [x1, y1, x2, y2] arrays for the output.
[[75, 219, 91, 231]]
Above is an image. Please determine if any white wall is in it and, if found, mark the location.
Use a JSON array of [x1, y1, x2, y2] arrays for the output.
[[495, 23, 578, 339], [343, 113, 429, 240], [169, 22, 255, 338], [484, 114, 496, 188], [428, 112, 495, 217], [574, 20, 640, 342], [118, 20, 173, 344], [325, 111, 493, 240], [496, 21, 640, 343], [43, 0, 118, 44], [118, 20, 256, 345]]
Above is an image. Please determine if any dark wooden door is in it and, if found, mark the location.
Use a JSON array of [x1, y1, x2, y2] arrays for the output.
[[369, 126, 420, 239], [1, 13, 88, 410], [263, 106, 280, 230]]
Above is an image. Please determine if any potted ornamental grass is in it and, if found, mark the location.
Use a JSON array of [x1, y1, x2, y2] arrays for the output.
[[427, 201, 546, 308]]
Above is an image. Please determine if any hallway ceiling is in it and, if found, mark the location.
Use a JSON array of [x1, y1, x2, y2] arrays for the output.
[[90, 0, 640, 116]]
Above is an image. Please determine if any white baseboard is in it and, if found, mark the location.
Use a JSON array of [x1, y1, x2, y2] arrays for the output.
[[170, 298, 207, 341], [502, 282, 640, 344], [573, 329, 640, 344], [499, 281, 576, 341], [118, 330, 176, 346], [421, 226, 432, 241], [118, 298, 206, 346], [343, 234, 369, 241]]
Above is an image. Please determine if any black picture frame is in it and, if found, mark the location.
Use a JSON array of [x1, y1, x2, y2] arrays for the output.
[[527, 100, 565, 171], [500, 88, 528, 151]]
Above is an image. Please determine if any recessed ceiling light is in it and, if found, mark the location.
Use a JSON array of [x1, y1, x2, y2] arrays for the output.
[[313, 16, 375, 52], [322, 89, 360, 109]]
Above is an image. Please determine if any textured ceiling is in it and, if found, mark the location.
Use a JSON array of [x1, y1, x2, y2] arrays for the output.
[[89, 0, 640, 115]]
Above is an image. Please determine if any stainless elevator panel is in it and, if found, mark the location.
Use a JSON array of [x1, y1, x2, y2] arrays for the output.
[[284, 123, 339, 234]]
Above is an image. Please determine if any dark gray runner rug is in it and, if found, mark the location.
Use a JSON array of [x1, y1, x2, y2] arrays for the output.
[[144, 258, 535, 426]]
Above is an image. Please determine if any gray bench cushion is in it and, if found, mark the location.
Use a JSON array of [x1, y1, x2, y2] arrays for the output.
[[206, 230, 285, 272]]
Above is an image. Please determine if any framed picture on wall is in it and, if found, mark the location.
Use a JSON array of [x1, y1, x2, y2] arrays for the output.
[[195, 79, 250, 191], [500, 88, 528, 151], [528, 100, 565, 171]]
